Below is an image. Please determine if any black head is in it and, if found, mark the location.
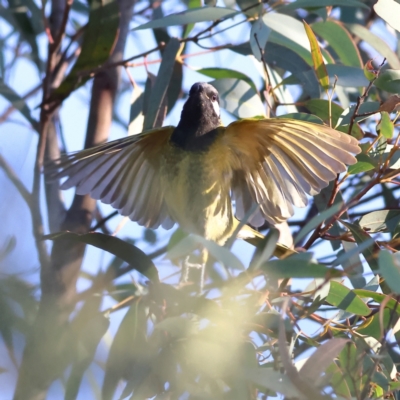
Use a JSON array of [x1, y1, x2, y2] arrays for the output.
[[171, 82, 221, 150]]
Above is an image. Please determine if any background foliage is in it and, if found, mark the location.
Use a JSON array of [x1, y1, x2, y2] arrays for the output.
[[1, 0, 400, 399]]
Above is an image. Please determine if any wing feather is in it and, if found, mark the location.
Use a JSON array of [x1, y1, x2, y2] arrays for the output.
[[48, 127, 175, 229], [223, 118, 360, 225]]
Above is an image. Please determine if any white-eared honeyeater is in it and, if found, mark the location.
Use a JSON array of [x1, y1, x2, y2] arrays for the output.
[[51, 82, 360, 255]]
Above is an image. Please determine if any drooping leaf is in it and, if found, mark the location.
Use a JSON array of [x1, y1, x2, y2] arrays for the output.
[[378, 250, 400, 294], [375, 69, 400, 94], [326, 281, 371, 315], [263, 13, 312, 65], [197, 67, 257, 91], [143, 38, 181, 129], [347, 153, 376, 174], [250, 17, 271, 61], [379, 112, 394, 140], [299, 338, 349, 382], [345, 23, 400, 69], [311, 20, 362, 68], [326, 64, 368, 87], [374, 0, 400, 33], [133, 6, 237, 30], [282, 0, 369, 10], [337, 101, 381, 126], [211, 78, 265, 118], [340, 220, 379, 272], [44, 232, 159, 282], [49, 0, 120, 103], [304, 21, 329, 90], [359, 210, 400, 234], [262, 255, 342, 279], [0, 78, 39, 132]]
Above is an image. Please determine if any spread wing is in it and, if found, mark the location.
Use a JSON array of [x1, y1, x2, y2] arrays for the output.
[[48, 127, 176, 229], [221, 119, 360, 226]]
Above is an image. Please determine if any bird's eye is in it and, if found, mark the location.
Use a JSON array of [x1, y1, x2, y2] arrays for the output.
[[211, 95, 217, 102]]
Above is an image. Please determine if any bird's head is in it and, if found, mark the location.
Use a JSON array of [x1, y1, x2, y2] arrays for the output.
[[176, 82, 221, 138]]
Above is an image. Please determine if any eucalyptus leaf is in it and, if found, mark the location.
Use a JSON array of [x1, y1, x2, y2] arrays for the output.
[[133, 6, 237, 30]]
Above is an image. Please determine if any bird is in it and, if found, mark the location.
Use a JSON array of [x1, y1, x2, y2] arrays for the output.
[[51, 82, 360, 278]]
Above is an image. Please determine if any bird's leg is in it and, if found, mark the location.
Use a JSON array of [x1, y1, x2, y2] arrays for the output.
[[180, 249, 208, 292]]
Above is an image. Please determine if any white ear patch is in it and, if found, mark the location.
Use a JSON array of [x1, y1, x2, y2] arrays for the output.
[[212, 100, 220, 117]]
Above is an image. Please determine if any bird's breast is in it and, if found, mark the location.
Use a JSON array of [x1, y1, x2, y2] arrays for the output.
[[160, 142, 234, 243]]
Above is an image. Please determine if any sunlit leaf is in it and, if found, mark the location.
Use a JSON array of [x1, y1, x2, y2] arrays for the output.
[[303, 21, 329, 90], [378, 112, 394, 139], [374, 0, 400, 33], [345, 23, 400, 69], [347, 153, 376, 174], [326, 281, 371, 315]]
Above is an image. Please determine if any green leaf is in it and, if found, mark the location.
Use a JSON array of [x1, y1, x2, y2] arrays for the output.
[[359, 210, 400, 233], [326, 281, 371, 315], [378, 112, 394, 139], [326, 64, 368, 87], [379, 250, 400, 294], [143, 38, 181, 130], [345, 23, 400, 69], [250, 17, 271, 61], [44, 232, 159, 282], [356, 308, 394, 339], [277, 113, 324, 124], [299, 338, 349, 382], [347, 153, 376, 174], [262, 13, 312, 65], [250, 228, 279, 270], [196, 67, 257, 91], [211, 78, 265, 118], [0, 78, 39, 132], [337, 101, 381, 125], [375, 69, 400, 94], [262, 255, 342, 279], [294, 202, 342, 245], [282, 0, 370, 10], [49, 0, 120, 103], [133, 6, 237, 30], [340, 220, 379, 272], [311, 21, 362, 68], [354, 289, 400, 313], [374, 0, 400, 33], [304, 21, 329, 90]]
